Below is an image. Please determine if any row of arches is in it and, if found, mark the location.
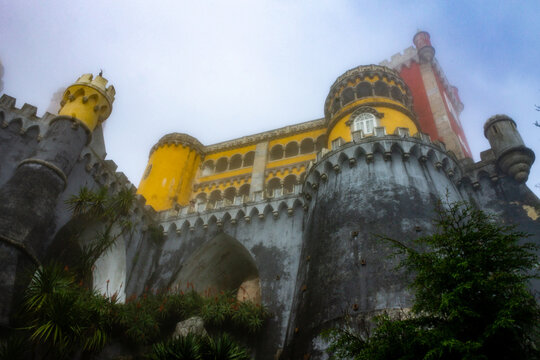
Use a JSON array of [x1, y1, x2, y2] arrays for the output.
[[193, 171, 307, 207], [266, 173, 305, 197], [331, 81, 410, 115], [201, 151, 255, 176], [194, 184, 251, 208], [269, 135, 327, 161]]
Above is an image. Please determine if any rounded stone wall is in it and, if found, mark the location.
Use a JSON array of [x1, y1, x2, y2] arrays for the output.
[[285, 134, 464, 358]]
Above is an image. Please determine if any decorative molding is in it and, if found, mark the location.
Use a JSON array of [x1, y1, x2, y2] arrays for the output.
[[324, 65, 414, 121], [149, 133, 205, 157], [18, 158, 68, 186]]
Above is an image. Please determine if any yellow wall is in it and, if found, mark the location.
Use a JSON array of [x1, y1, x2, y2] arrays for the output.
[[267, 128, 326, 149], [327, 98, 418, 148], [59, 85, 111, 131], [137, 144, 201, 211]]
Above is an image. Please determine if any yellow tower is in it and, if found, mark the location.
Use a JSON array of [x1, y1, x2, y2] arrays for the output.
[[324, 65, 419, 148], [58, 73, 116, 131], [138, 133, 204, 211]]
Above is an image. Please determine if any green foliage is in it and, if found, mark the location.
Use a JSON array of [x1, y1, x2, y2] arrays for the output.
[[149, 333, 202, 360], [200, 291, 268, 333], [65, 186, 136, 282], [21, 264, 117, 358], [0, 334, 30, 360], [11, 186, 268, 358], [149, 333, 250, 360], [18, 265, 268, 358], [325, 200, 540, 359]]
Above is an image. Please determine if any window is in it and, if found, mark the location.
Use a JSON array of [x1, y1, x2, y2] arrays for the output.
[[352, 113, 376, 135]]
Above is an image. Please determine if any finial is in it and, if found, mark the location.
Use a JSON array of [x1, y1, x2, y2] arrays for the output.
[[99, 69, 103, 77]]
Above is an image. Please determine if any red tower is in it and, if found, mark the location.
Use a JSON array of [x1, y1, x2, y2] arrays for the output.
[[381, 31, 472, 158]]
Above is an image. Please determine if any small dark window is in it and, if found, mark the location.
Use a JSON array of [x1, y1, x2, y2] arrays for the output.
[[270, 145, 284, 160], [341, 88, 355, 105], [374, 81, 389, 97], [355, 82, 372, 98], [285, 142, 299, 158]]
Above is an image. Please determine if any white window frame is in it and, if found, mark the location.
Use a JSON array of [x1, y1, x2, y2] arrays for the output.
[[352, 113, 376, 135]]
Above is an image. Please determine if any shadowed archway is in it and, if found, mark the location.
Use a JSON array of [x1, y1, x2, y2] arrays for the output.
[[172, 233, 261, 303]]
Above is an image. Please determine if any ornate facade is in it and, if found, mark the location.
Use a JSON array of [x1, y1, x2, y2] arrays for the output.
[[0, 31, 538, 359]]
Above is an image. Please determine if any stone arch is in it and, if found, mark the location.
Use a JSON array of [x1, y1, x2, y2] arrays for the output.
[[374, 81, 390, 97], [315, 135, 327, 151], [215, 157, 228, 173], [266, 177, 282, 197], [300, 138, 315, 154], [195, 192, 207, 204], [25, 125, 40, 139], [356, 81, 372, 98], [390, 86, 403, 103], [340, 87, 355, 105], [270, 144, 284, 160], [243, 151, 255, 167], [229, 154, 242, 170], [238, 183, 250, 197], [8, 118, 22, 133], [223, 187, 237, 203], [285, 141, 299, 158], [208, 189, 222, 209], [201, 160, 215, 176], [283, 174, 297, 194], [173, 233, 261, 303]]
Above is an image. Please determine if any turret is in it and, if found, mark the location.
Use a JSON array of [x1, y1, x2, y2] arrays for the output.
[[0, 73, 115, 325], [484, 114, 534, 183], [413, 30, 435, 63], [324, 64, 419, 149], [137, 133, 204, 211], [58, 73, 115, 131]]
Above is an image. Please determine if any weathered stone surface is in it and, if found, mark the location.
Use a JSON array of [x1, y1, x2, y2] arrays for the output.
[[173, 316, 208, 338]]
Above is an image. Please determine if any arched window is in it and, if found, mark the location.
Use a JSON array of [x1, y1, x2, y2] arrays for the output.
[[223, 187, 237, 204], [356, 82, 372, 98], [352, 113, 376, 135], [238, 184, 250, 197], [195, 192, 207, 204], [208, 190, 222, 209], [243, 151, 255, 167], [229, 154, 242, 170], [300, 138, 315, 154], [201, 160, 214, 176], [390, 86, 403, 103], [341, 87, 355, 105], [374, 81, 389, 97], [269, 145, 284, 160], [215, 157, 228, 173], [266, 178, 281, 197], [283, 174, 297, 194], [285, 142, 299, 158], [315, 135, 327, 151]]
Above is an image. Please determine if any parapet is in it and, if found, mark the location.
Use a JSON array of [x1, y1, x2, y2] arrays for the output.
[[149, 133, 205, 157], [324, 64, 414, 122]]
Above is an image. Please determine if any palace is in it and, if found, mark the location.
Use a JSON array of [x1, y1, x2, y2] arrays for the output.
[[0, 31, 538, 359]]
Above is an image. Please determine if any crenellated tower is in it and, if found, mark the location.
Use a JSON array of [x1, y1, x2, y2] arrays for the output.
[[137, 133, 204, 211], [284, 65, 466, 358], [0, 73, 115, 324]]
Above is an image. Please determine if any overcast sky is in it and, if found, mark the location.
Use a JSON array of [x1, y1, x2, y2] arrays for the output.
[[1, 0, 539, 196]]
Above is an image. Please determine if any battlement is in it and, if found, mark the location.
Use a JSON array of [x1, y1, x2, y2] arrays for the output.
[[70, 73, 116, 104]]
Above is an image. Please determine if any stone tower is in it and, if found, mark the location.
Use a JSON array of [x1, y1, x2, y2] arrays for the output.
[[0, 73, 115, 323], [484, 114, 535, 183]]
